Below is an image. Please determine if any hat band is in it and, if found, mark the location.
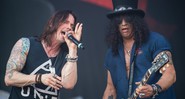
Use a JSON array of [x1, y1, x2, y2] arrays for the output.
[[115, 6, 133, 12]]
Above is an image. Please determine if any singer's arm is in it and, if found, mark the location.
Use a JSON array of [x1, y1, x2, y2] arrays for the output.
[[4, 38, 37, 87], [60, 23, 83, 89], [61, 49, 78, 89]]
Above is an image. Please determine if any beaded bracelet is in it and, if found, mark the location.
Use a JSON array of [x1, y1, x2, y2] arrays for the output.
[[65, 54, 78, 62], [151, 84, 162, 98], [155, 84, 162, 93]]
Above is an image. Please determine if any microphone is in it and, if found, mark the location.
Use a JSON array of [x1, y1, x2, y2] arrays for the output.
[[62, 32, 85, 49]]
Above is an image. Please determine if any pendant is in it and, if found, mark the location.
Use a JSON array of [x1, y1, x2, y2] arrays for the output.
[[127, 50, 131, 56]]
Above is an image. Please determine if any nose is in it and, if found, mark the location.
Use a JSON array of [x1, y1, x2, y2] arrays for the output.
[[67, 23, 73, 31]]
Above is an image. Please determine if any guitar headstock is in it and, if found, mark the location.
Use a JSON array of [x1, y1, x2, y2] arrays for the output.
[[150, 52, 169, 73]]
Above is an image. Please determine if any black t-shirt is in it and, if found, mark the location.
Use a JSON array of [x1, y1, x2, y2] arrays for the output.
[[9, 37, 67, 99]]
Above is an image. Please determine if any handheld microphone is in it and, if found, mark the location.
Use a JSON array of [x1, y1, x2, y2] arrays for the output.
[[62, 32, 85, 49]]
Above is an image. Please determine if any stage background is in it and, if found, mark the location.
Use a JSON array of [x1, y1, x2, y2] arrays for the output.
[[1, 0, 185, 99]]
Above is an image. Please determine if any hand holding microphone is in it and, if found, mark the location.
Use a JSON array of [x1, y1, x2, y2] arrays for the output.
[[61, 31, 84, 49], [62, 23, 84, 50]]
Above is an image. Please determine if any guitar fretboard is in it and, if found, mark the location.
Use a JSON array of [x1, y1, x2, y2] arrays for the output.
[[141, 69, 152, 85], [128, 69, 152, 99]]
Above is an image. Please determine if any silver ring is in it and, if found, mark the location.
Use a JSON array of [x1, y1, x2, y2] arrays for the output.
[[139, 93, 145, 97], [53, 74, 57, 78]]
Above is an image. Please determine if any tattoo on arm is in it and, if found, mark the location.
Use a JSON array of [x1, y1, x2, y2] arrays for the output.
[[6, 38, 30, 79]]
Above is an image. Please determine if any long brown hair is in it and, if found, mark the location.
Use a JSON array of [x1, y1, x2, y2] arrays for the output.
[[39, 10, 77, 46]]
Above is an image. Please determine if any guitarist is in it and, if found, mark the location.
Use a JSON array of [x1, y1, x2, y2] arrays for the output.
[[103, 0, 176, 99]]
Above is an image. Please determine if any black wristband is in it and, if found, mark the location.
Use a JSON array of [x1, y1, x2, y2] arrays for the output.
[[151, 84, 162, 99], [151, 84, 158, 95], [155, 84, 162, 93]]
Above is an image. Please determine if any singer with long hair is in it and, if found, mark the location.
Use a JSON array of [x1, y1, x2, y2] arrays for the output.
[[4, 10, 83, 99]]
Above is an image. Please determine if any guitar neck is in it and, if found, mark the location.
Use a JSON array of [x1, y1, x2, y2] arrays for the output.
[[141, 69, 152, 85], [128, 69, 153, 99]]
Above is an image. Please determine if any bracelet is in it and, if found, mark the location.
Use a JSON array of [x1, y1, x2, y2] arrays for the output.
[[38, 74, 42, 84], [151, 84, 158, 98], [35, 74, 39, 83], [35, 74, 42, 84], [155, 84, 162, 93], [151, 84, 162, 98], [65, 54, 78, 62]]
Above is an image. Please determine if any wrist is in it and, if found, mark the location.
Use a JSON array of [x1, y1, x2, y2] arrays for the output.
[[155, 84, 162, 93], [35, 74, 43, 84], [68, 49, 77, 57], [151, 84, 162, 98], [65, 54, 78, 62]]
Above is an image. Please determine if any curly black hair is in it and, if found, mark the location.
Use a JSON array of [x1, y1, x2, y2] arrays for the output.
[[106, 14, 150, 55]]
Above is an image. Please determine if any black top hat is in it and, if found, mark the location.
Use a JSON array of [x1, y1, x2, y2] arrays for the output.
[[107, 0, 145, 19]]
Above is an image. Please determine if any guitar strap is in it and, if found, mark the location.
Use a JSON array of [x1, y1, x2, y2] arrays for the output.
[[127, 44, 138, 98]]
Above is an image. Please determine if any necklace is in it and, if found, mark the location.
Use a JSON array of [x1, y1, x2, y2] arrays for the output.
[[124, 48, 131, 56], [126, 50, 131, 56], [49, 54, 59, 74]]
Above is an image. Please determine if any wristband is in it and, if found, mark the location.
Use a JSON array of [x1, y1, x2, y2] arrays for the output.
[[65, 54, 78, 62], [151, 84, 162, 99], [35, 74, 42, 84], [155, 84, 162, 93]]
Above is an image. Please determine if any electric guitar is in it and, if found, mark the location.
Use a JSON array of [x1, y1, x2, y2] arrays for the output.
[[128, 52, 169, 99]]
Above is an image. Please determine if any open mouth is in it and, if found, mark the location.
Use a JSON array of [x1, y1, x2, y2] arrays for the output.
[[122, 28, 128, 32], [61, 31, 66, 35]]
